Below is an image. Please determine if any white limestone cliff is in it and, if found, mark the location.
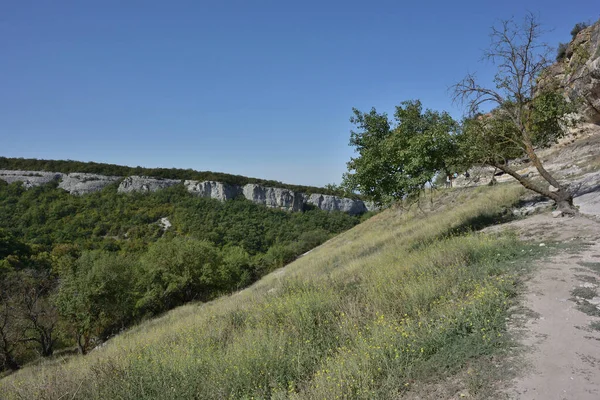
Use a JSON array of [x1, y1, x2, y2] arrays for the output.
[[117, 176, 180, 193], [0, 171, 373, 214], [59, 173, 121, 195]]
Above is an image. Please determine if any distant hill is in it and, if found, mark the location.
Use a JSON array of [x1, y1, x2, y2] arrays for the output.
[[0, 156, 357, 198]]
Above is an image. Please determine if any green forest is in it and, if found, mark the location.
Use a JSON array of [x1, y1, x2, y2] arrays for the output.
[[0, 179, 364, 370]]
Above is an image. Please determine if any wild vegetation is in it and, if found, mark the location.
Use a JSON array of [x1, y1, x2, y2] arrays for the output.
[[557, 21, 590, 61], [344, 14, 580, 213], [1, 12, 594, 399], [0, 183, 555, 399], [0, 179, 361, 367]]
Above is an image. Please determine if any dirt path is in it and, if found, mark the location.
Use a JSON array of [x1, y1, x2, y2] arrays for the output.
[[486, 214, 600, 399]]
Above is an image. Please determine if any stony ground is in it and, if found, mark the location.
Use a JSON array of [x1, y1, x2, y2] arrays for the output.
[[476, 125, 600, 399], [485, 214, 600, 400]]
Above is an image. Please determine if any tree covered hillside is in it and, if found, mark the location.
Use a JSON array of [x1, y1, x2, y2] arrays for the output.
[[0, 179, 362, 368]]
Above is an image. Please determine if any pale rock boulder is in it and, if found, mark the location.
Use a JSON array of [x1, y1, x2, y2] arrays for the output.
[[118, 176, 180, 193], [185, 180, 242, 200], [59, 173, 121, 195], [0, 170, 62, 188], [304, 193, 367, 215], [243, 184, 303, 211], [364, 201, 379, 212]]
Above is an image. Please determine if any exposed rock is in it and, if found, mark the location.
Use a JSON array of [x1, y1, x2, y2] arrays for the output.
[[552, 210, 563, 218], [117, 176, 180, 193], [0, 169, 372, 215], [158, 217, 172, 231], [243, 184, 303, 212], [0, 170, 62, 188], [304, 193, 367, 215], [540, 20, 600, 124], [574, 191, 600, 219], [58, 173, 121, 195], [512, 200, 554, 217], [184, 180, 242, 201], [364, 201, 379, 212]]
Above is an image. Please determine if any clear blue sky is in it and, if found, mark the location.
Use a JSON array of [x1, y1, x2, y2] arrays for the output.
[[1, 1, 597, 186]]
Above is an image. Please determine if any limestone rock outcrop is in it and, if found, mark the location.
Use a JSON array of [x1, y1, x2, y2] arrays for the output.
[[117, 176, 180, 193], [0, 170, 62, 188], [59, 173, 121, 195], [304, 193, 368, 215], [540, 20, 600, 124], [0, 169, 373, 214], [243, 184, 304, 212], [184, 180, 242, 201]]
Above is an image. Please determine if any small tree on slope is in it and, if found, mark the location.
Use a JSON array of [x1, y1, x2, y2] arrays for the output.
[[342, 100, 459, 204], [452, 13, 578, 213]]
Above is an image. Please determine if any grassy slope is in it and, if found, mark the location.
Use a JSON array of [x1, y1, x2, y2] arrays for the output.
[[1, 184, 548, 399]]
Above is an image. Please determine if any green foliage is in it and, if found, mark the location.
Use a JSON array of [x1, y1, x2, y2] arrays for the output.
[[556, 42, 568, 61], [452, 14, 581, 208], [0, 180, 360, 365], [530, 90, 578, 146], [0, 185, 546, 399], [456, 91, 576, 169], [55, 251, 137, 351], [343, 100, 458, 204], [136, 238, 222, 314]]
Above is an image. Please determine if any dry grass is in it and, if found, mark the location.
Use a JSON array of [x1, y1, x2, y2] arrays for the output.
[[1, 184, 547, 399]]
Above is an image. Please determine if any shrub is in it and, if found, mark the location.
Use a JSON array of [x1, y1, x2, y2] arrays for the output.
[[136, 237, 222, 314], [556, 42, 568, 61]]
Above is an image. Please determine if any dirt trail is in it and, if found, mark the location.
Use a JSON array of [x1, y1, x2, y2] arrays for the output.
[[486, 214, 600, 399]]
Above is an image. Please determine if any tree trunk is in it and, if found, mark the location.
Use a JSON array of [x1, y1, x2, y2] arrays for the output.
[[523, 142, 564, 190], [491, 162, 576, 214], [553, 188, 575, 215]]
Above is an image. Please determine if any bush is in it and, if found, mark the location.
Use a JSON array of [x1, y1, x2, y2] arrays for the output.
[[556, 42, 568, 61], [136, 237, 222, 314], [219, 246, 254, 290]]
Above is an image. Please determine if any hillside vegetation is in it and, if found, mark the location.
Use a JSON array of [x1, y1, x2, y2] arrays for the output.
[[0, 180, 361, 365], [0, 184, 555, 399]]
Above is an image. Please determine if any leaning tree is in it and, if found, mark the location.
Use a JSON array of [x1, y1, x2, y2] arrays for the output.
[[453, 13, 578, 213]]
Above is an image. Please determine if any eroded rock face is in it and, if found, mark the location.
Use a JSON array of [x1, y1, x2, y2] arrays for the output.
[[243, 184, 303, 211], [304, 193, 367, 215], [0, 170, 62, 188], [184, 180, 242, 201], [59, 173, 121, 195], [0, 169, 372, 214], [541, 21, 600, 124], [117, 176, 180, 193]]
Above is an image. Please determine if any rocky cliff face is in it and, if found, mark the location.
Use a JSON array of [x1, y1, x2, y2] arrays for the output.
[[184, 180, 242, 201], [242, 184, 304, 212], [0, 171, 373, 215], [117, 176, 180, 193], [0, 170, 63, 188], [541, 20, 600, 124], [59, 173, 121, 195], [304, 193, 368, 215]]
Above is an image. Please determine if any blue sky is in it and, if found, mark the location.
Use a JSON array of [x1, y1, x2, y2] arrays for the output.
[[1, 1, 597, 186]]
